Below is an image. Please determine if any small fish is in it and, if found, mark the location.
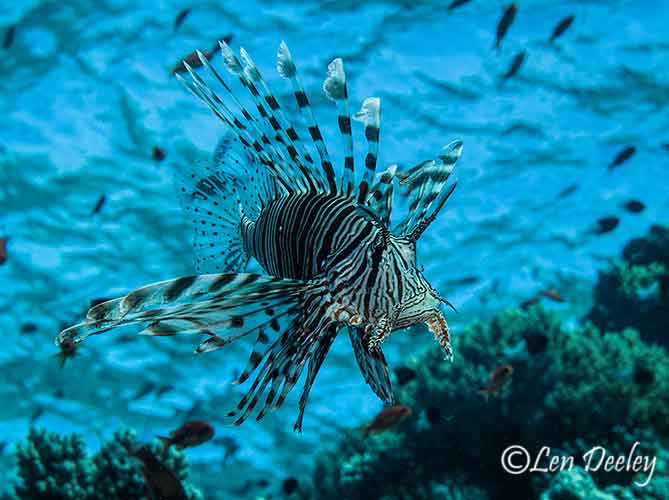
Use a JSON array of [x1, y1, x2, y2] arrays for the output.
[[495, 3, 518, 50], [174, 8, 191, 30], [20, 322, 38, 334], [171, 35, 232, 74], [159, 420, 214, 450], [394, 366, 417, 386], [592, 216, 620, 235], [501, 51, 525, 81], [152, 146, 166, 162], [282, 477, 299, 495], [549, 15, 575, 43], [662, 143, 669, 152], [91, 194, 106, 215], [556, 183, 578, 199], [30, 406, 44, 425], [520, 297, 539, 310], [608, 146, 636, 170], [3, 25, 15, 49], [447, 0, 473, 11], [55, 338, 78, 368], [479, 364, 513, 399], [524, 333, 549, 355], [361, 405, 412, 436], [623, 200, 645, 213], [541, 289, 564, 303], [132, 382, 156, 401], [0, 237, 8, 265], [130, 445, 187, 500]]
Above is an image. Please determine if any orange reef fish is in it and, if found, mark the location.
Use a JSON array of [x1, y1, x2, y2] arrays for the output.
[[171, 34, 233, 74], [159, 420, 214, 450], [130, 445, 187, 500], [541, 289, 565, 303], [479, 364, 513, 399], [55, 337, 78, 368], [58, 40, 462, 432], [362, 405, 413, 436]]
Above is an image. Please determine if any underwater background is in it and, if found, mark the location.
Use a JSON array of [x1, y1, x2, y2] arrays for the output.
[[1, 0, 669, 498]]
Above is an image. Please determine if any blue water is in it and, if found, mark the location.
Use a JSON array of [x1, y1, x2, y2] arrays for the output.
[[1, 0, 668, 497]]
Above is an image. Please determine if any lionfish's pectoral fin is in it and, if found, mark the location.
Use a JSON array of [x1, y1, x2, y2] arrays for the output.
[[348, 327, 395, 405], [394, 140, 463, 241], [57, 273, 308, 347]]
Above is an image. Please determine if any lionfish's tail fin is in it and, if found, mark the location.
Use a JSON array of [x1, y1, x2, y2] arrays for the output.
[[394, 140, 463, 240], [226, 279, 342, 429], [323, 58, 355, 197], [277, 41, 338, 193], [353, 97, 381, 204], [57, 274, 307, 346], [348, 328, 395, 405], [367, 164, 397, 226]]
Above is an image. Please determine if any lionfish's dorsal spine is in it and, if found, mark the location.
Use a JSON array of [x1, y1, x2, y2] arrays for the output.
[[216, 42, 315, 193], [175, 64, 294, 193], [323, 58, 355, 197], [394, 140, 463, 240], [367, 164, 397, 226], [276, 41, 338, 194], [353, 97, 381, 204]]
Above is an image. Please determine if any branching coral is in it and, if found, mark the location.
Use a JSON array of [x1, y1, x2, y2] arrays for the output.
[[588, 224, 669, 344], [3, 428, 202, 500], [313, 306, 669, 500]]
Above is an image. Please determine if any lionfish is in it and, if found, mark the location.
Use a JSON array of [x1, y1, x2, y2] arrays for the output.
[[58, 40, 463, 431]]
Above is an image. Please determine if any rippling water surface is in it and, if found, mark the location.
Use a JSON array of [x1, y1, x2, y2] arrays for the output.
[[1, 0, 668, 497]]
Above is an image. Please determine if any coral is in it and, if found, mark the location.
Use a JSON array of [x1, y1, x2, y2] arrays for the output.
[[3, 428, 202, 500], [588, 224, 669, 344], [313, 306, 669, 500]]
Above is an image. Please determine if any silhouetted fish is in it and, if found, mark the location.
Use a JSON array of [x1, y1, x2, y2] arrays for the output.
[[91, 194, 106, 215], [174, 8, 191, 30], [495, 3, 517, 50], [3, 25, 15, 49], [152, 146, 166, 162], [520, 297, 539, 310], [448, 0, 473, 11], [130, 446, 187, 500], [661, 143, 669, 152], [556, 183, 579, 199], [0, 237, 7, 265], [159, 420, 214, 450], [20, 323, 38, 334], [501, 51, 525, 81], [394, 366, 417, 386], [171, 35, 233, 74], [549, 15, 575, 43], [623, 200, 645, 213], [593, 216, 619, 234], [282, 477, 299, 495], [608, 146, 635, 170], [55, 337, 78, 368]]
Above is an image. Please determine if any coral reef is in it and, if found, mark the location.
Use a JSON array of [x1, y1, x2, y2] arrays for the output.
[[588, 224, 669, 345], [2, 428, 202, 500], [312, 305, 669, 500]]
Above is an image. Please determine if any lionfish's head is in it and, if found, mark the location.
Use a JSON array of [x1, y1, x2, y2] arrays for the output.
[[382, 141, 462, 360], [387, 238, 455, 361]]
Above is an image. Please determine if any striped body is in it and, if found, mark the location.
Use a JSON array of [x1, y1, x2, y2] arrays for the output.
[[58, 40, 463, 432]]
